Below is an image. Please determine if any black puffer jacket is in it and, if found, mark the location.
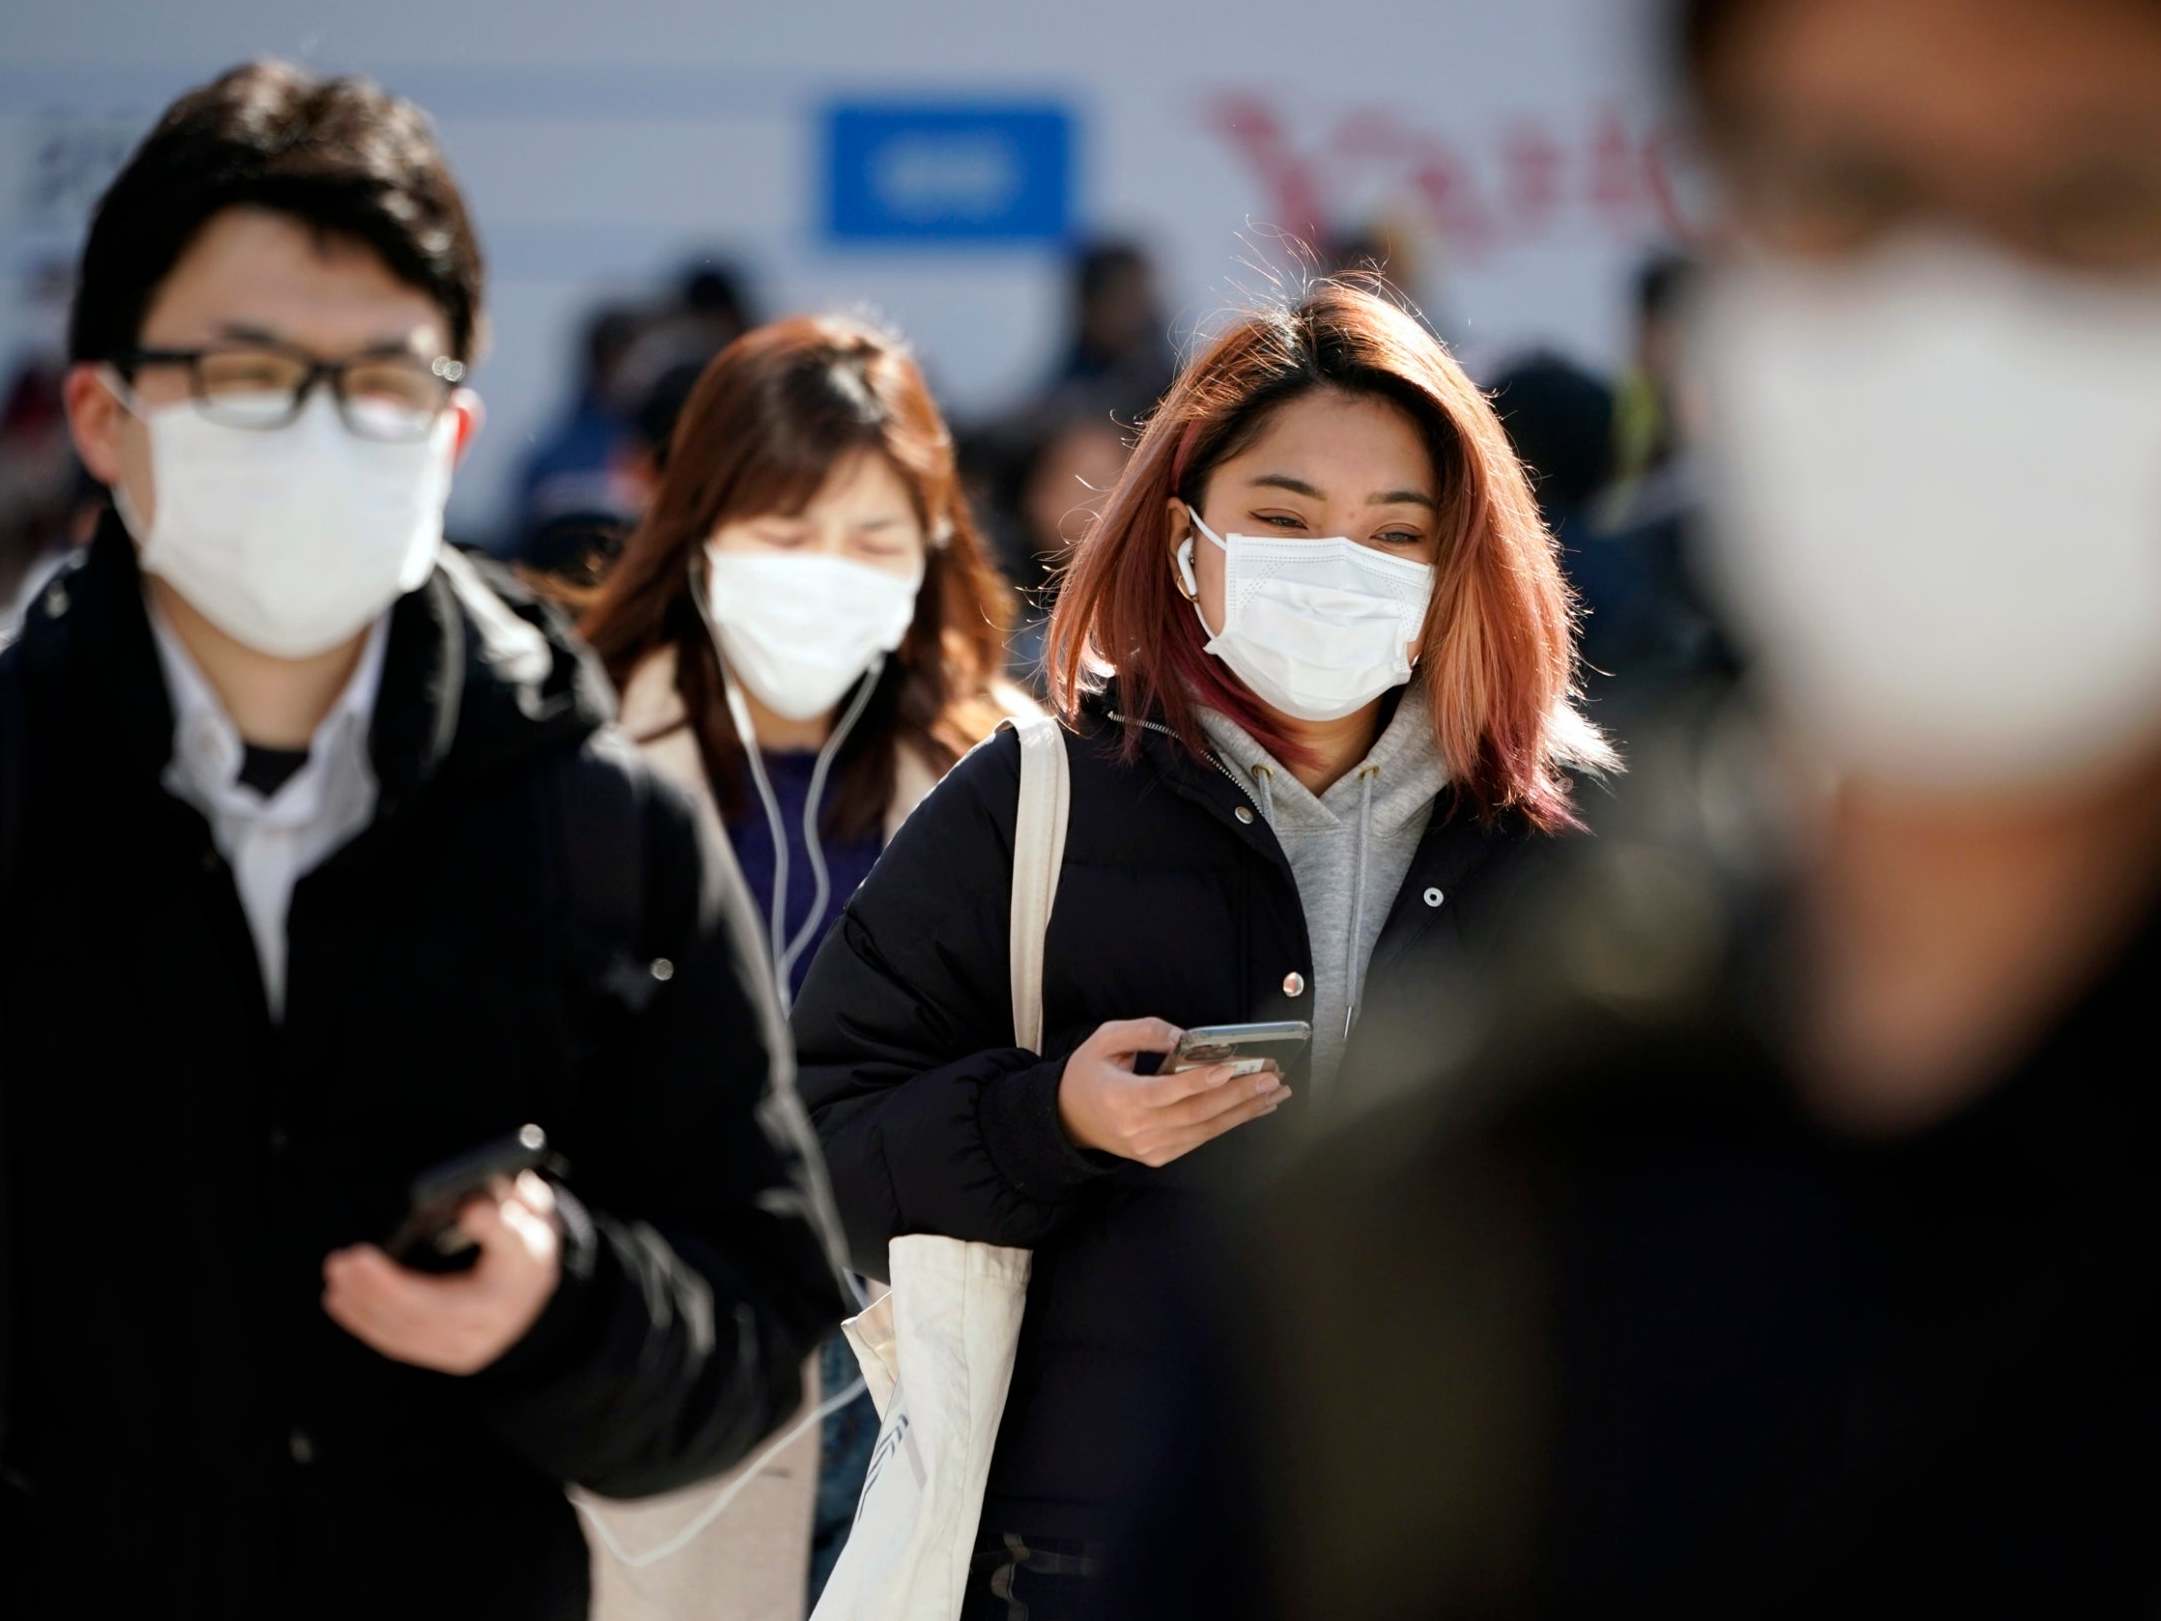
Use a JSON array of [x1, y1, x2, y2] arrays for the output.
[[792, 694, 1569, 1549], [0, 521, 848, 1619]]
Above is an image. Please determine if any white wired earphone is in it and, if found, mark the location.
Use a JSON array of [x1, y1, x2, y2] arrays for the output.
[[722, 658, 883, 1012]]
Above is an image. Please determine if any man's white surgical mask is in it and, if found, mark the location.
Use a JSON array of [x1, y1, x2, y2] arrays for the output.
[[1696, 236, 2161, 793], [105, 377, 454, 659], [702, 548, 923, 721], [1177, 512, 1435, 723]]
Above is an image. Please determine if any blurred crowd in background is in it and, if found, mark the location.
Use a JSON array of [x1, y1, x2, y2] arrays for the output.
[[1, 234, 1724, 729]]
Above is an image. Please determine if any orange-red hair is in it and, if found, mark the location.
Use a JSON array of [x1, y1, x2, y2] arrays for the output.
[[1046, 276, 1613, 830]]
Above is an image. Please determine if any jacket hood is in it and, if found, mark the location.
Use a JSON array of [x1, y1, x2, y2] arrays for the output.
[[1197, 678, 1449, 834]]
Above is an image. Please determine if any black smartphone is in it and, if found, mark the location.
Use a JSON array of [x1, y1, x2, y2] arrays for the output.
[[1167, 1020, 1312, 1075], [385, 1124, 553, 1271]]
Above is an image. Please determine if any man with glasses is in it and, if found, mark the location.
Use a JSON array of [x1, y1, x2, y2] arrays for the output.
[[0, 60, 846, 1619]]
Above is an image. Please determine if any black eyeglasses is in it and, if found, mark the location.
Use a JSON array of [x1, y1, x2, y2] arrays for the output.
[[115, 342, 468, 443]]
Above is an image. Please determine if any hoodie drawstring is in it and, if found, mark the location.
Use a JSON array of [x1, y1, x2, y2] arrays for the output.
[[1345, 764, 1378, 1040]]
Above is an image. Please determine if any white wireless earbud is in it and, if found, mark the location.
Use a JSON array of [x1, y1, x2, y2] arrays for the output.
[[1174, 537, 1199, 600]]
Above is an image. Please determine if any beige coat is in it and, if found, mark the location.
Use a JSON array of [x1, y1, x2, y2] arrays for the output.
[[577, 646, 1031, 1621]]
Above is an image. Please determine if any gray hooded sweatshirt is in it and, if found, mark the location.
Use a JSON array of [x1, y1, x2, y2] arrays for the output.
[[1198, 681, 1450, 1092]]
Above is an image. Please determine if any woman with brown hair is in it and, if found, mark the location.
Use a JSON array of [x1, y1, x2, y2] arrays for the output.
[[792, 275, 1613, 1618], [583, 314, 1024, 1008], [577, 313, 1026, 1616]]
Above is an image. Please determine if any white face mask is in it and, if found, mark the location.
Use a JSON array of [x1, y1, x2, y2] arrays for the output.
[[1176, 512, 1435, 723], [106, 379, 454, 659], [702, 548, 923, 721], [1696, 236, 2161, 792]]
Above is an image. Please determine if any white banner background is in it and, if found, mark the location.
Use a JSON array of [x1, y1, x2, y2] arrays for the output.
[[0, 0, 1680, 537]]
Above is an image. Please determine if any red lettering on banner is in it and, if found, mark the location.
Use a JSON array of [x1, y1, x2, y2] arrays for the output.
[[1202, 92, 1689, 263], [1589, 107, 1641, 222], [1407, 136, 1498, 257], [1203, 92, 1330, 239], [1501, 122, 1566, 232]]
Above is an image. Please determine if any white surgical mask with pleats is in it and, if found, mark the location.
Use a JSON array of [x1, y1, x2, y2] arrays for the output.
[[1177, 512, 1434, 722], [104, 379, 452, 658], [702, 548, 922, 721]]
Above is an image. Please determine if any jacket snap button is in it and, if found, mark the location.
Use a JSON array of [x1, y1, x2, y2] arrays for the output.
[[650, 958, 675, 982], [43, 584, 67, 618], [1424, 887, 1444, 908], [289, 1429, 315, 1465], [1282, 971, 1306, 997], [1234, 805, 1256, 825]]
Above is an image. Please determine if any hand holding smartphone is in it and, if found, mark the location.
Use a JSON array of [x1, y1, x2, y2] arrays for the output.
[[1056, 1017, 1300, 1169], [384, 1123, 556, 1272]]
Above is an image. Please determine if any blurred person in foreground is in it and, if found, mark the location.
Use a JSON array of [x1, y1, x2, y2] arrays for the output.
[[1160, 0, 2161, 1614], [578, 315, 1030, 1614], [0, 61, 846, 1618]]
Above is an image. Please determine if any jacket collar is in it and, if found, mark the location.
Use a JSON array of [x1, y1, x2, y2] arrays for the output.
[[51, 510, 602, 813], [622, 639, 984, 846]]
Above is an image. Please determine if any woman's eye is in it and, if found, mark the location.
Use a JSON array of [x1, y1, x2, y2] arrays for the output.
[[1377, 530, 1424, 546], [1254, 513, 1308, 530], [753, 529, 810, 548]]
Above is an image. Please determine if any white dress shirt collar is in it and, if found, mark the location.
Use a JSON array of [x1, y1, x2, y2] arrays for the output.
[[147, 596, 391, 1017]]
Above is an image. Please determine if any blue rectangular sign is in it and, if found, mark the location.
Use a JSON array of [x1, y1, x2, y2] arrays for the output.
[[824, 102, 1073, 245]]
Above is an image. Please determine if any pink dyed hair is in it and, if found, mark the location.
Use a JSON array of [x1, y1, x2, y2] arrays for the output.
[[1045, 276, 1614, 830]]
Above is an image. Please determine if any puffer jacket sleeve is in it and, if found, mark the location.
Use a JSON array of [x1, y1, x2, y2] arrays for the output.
[[792, 728, 1115, 1282], [469, 737, 850, 1499]]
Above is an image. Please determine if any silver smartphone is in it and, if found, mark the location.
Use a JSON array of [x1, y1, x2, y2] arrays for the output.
[[1166, 1020, 1312, 1075]]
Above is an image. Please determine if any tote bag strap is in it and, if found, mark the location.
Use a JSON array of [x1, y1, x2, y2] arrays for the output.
[[1002, 714, 1071, 1053]]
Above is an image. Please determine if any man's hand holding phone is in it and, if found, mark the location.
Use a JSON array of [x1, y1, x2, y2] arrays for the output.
[[1056, 1018, 1296, 1169], [323, 1166, 561, 1376]]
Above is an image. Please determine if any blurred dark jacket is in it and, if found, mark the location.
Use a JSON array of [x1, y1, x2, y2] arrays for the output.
[[0, 518, 847, 1619], [1141, 698, 2161, 1617]]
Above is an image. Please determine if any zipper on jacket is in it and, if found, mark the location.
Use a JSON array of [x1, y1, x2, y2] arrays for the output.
[[1109, 710, 1260, 814]]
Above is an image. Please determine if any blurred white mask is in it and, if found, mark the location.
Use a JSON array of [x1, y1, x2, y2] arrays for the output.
[[1697, 235, 2161, 792]]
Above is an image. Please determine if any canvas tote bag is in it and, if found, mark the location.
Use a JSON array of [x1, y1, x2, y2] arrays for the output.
[[810, 713, 1070, 1621]]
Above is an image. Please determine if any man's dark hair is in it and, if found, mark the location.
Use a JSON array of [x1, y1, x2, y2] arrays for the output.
[[70, 59, 485, 365]]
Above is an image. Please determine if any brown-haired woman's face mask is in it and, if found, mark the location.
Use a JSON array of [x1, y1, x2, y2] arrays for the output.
[[700, 450, 931, 722]]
